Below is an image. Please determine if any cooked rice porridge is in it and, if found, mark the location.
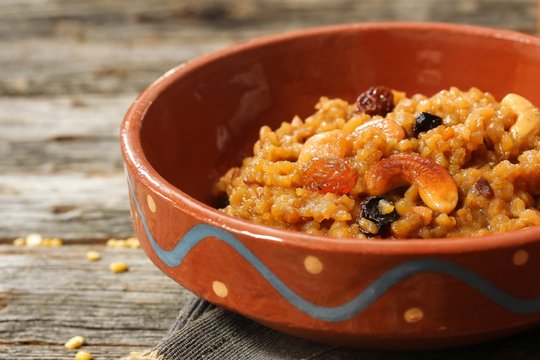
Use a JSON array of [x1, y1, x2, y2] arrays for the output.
[[214, 87, 540, 239]]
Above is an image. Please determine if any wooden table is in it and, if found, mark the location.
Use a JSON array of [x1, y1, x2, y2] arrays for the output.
[[0, 1, 538, 358]]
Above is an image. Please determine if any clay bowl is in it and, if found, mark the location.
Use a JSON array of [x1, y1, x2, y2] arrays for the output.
[[120, 23, 540, 349]]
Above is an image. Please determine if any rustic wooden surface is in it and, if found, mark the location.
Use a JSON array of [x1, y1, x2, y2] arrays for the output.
[[0, 245, 189, 359], [0, 0, 538, 359]]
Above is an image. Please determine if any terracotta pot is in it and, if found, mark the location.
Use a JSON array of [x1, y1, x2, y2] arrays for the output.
[[120, 22, 540, 349]]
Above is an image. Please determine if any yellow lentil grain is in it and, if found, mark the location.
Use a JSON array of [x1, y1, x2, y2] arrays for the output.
[[75, 351, 93, 360], [435, 213, 454, 227], [126, 237, 141, 248], [64, 335, 84, 350], [358, 218, 379, 234], [106, 239, 115, 247], [510, 198, 526, 217], [110, 262, 129, 273], [86, 251, 101, 262], [395, 197, 415, 216], [13, 238, 25, 246], [378, 199, 395, 215], [411, 206, 434, 225], [50, 238, 64, 247], [42, 238, 52, 247], [115, 239, 127, 247], [25, 233, 43, 247]]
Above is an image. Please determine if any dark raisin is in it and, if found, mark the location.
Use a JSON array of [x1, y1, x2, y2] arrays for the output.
[[483, 138, 494, 151], [472, 177, 494, 199], [320, 219, 335, 229], [355, 86, 395, 116], [413, 112, 443, 135], [214, 193, 230, 208], [361, 196, 399, 230]]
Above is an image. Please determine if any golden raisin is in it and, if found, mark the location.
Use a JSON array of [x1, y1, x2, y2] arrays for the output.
[[356, 86, 395, 116], [302, 156, 357, 195]]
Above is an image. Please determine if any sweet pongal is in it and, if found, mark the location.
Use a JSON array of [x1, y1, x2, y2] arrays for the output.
[[214, 87, 540, 239]]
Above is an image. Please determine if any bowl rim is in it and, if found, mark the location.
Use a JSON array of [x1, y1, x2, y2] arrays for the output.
[[120, 21, 540, 255]]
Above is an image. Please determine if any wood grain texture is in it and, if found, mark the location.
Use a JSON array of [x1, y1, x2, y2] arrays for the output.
[[0, 95, 132, 173], [0, 95, 135, 241], [0, 0, 536, 96], [0, 244, 188, 359]]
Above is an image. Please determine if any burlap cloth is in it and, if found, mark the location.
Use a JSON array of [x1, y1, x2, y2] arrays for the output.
[[130, 294, 540, 360]]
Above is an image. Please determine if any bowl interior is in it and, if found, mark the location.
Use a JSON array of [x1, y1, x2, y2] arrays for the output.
[[138, 24, 540, 207]]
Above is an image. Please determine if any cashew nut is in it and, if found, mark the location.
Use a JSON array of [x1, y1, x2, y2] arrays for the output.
[[502, 93, 540, 139], [297, 129, 351, 164], [364, 153, 458, 213], [352, 118, 406, 142]]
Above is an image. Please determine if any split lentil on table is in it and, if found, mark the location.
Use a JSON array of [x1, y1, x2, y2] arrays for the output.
[[106, 237, 140, 248], [86, 250, 101, 261], [110, 262, 129, 273], [215, 87, 540, 239], [8, 235, 142, 356], [75, 350, 93, 360], [13, 233, 63, 247], [64, 335, 85, 350]]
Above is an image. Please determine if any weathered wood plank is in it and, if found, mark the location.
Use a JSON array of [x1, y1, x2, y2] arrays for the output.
[[0, 345, 147, 360], [0, 95, 132, 173], [0, 0, 535, 38], [0, 244, 189, 359], [0, 173, 133, 241], [0, 0, 536, 96], [0, 95, 135, 241]]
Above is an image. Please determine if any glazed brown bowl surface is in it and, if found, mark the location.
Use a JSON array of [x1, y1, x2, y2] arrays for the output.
[[120, 23, 540, 349]]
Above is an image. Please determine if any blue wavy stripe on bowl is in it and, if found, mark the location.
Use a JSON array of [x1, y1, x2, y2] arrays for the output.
[[127, 176, 540, 322]]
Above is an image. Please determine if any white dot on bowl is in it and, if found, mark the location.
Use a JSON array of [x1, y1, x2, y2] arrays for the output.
[[304, 255, 323, 274], [212, 281, 228, 298], [513, 249, 529, 266], [404, 307, 424, 323], [146, 194, 156, 213]]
